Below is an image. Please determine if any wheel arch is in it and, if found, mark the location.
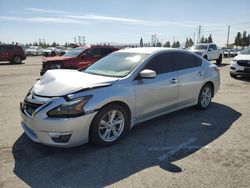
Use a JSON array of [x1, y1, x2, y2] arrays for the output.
[[99, 101, 132, 127], [203, 81, 214, 97]]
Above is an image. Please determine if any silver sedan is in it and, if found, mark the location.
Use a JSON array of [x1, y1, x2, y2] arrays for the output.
[[20, 47, 220, 147]]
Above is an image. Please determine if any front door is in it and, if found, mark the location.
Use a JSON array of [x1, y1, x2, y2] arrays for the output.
[[134, 52, 179, 121]]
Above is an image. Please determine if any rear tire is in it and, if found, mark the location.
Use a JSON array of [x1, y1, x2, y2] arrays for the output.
[[197, 84, 212, 110], [90, 104, 129, 146], [11, 56, 22, 64], [216, 55, 222, 65], [230, 72, 237, 78]]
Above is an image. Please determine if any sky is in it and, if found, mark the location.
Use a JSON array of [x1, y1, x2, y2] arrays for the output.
[[0, 0, 249, 47]]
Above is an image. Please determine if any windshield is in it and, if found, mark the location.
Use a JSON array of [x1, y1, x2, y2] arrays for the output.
[[63, 47, 86, 57], [84, 52, 148, 77], [241, 47, 250, 55], [191, 45, 208, 50]]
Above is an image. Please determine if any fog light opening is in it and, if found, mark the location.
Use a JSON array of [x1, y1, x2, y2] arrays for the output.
[[49, 132, 72, 143]]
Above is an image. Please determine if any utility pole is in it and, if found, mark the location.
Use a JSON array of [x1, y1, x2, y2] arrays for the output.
[[193, 32, 196, 44], [197, 25, 201, 43], [226, 25, 230, 48]]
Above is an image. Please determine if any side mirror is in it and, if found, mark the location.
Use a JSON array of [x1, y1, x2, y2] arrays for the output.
[[139, 69, 156, 79], [208, 48, 213, 51]]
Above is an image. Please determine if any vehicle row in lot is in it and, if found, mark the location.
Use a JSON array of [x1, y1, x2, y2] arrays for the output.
[[230, 46, 250, 78], [25, 46, 72, 56], [40, 45, 119, 75], [0, 44, 26, 63], [20, 47, 220, 147], [223, 48, 240, 58], [188, 43, 223, 64]]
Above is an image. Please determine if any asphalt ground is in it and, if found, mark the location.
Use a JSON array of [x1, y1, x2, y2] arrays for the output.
[[0, 56, 250, 188]]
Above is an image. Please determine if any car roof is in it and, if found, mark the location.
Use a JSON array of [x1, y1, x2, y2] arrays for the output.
[[118, 47, 182, 55]]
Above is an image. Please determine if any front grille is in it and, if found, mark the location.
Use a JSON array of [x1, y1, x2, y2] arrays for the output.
[[23, 99, 43, 116], [237, 60, 250, 67]]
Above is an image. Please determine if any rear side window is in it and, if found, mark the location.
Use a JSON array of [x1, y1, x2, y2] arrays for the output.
[[0, 45, 14, 51], [101, 48, 114, 56], [5, 45, 14, 50], [145, 53, 173, 75], [195, 56, 202, 67], [87, 48, 101, 57], [173, 52, 198, 71]]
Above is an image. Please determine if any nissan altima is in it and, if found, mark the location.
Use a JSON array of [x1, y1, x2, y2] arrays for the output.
[[20, 48, 220, 147]]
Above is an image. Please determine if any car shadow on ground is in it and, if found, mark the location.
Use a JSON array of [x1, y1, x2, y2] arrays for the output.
[[217, 63, 229, 67], [0, 62, 25, 66], [12, 102, 241, 187], [233, 76, 250, 82]]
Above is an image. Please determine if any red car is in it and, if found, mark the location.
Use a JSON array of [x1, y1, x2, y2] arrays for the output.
[[0, 44, 26, 64], [41, 46, 119, 75]]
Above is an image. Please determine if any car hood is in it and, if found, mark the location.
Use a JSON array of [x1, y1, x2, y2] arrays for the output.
[[43, 56, 74, 62], [234, 54, 250, 60], [32, 70, 118, 97]]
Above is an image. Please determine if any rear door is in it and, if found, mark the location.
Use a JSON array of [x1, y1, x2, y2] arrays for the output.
[[134, 52, 179, 121], [0, 45, 12, 61], [173, 52, 203, 106]]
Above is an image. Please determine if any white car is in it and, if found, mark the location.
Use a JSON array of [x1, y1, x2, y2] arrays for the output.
[[230, 47, 250, 78], [189, 43, 223, 64], [20, 47, 220, 147], [26, 46, 43, 56]]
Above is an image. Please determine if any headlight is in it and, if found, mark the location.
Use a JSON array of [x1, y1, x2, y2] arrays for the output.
[[47, 96, 92, 118], [231, 59, 237, 64], [50, 64, 61, 69]]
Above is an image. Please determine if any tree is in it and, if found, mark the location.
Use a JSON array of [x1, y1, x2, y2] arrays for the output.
[[171, 41, 180, 48], [51, 42, 57, 47], [200, 35, 205, 43], [163, 41, 171, 47], [140, 37, 143, 47], [185, 38, 189, 48], [235, 32, 242, 47], [188, 38, 194, 47], [208, 34, 213, 43], [185, 38, 194, 48], [242, 31, 248, 47], [176, 41, 180, 48], [156, 42, 162, 47]]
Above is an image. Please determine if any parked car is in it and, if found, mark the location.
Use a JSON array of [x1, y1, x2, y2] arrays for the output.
[[0, 44, 26, 63], [42, 47, 57, 57], [189, 43, 223, 64], [55, 46, 69, 56], [230, 46, 250, 78], [40, 45, 119, 75], [224, 48, 238, 58], [26, 46, 44, 56], [20, 47, 220, 147]]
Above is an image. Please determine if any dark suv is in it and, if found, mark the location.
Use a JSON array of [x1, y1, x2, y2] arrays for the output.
[[41, 45, 119, 75], [0, 44, 26, 64]]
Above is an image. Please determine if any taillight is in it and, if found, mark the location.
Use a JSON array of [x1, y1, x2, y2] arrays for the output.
[[213, 67, 220, 74]]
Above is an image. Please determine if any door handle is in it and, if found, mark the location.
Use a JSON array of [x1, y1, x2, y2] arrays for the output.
[[197, 71, 203, 76], [170, 78, 178, 84]]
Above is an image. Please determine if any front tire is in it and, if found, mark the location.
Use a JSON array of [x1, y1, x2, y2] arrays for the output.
[[90, 104, 129, 146], [230, 72, 237, 78], [197, 84, 212, 110], [216, 55, 222, 65]]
